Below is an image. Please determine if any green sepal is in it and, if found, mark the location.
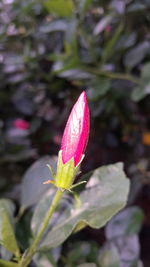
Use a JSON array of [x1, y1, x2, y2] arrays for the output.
[[44, 151, 85, 191], [69, 181, 86, 191], [46, 164, 55, 178], [54, 151, 78, 190], [0, 259, 18, 267]]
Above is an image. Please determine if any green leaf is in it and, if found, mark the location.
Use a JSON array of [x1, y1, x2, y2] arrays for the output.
[[105, 207, 144, 239], [89, 78, 111, 100], [124, 41, 149, 69], [101, 22, 123, 65], [82, 0, 93, 12], [44, 0, 74, 17], [106, 235, 140, 266], [77, 264, 97, 267], [94, 14, 114, 35], [0, 200, 20, 257], [102, 207, 144, 266], [141, 62, 150, 81], [58, 69, 94, 80], [127, 3, 146, 12], [0, 199, 15, 217], [0, 259, 18, 267], [98, 245, 120, 267], [137, 260, 144, 267], [1, 212, 19, 257], [131, 84, 150, 102], [15, 210, 33, 250], [21, 156, 57, 209], [131, 62, 150, 101], [31, 162, 130, 250], [66, 241, 99, 265], [116, 32, 137, 50], [72, 0, 92, 13], [39, 20, 67, 33], [0, 200, 15, 260], [33, 251, 56, 267]]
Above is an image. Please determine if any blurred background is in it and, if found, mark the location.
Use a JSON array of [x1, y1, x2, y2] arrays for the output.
[[0, 0, 150, 266]]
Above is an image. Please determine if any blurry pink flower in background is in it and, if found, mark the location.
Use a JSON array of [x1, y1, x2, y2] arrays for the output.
[[105, 24, 111, 33], [13, 119, 30, 130]]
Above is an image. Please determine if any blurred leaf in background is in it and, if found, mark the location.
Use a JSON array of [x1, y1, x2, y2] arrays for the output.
[[0, 0, 150, 265], [98, 207, 144, 267]]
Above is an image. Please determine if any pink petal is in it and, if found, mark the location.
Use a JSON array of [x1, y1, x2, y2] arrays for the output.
[[61, 91, 90, 166]]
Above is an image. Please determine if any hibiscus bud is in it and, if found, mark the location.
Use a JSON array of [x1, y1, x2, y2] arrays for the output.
[[61, 91, 90, 166], [55, 91, 90, 190]]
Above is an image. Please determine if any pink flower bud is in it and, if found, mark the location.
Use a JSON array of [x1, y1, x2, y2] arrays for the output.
[[44, 92, 90, 189], [61, 91, 90, 167], [13, 119, 30, 130]]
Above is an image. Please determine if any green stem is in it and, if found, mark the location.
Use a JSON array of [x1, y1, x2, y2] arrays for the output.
[[99, 71, 141, 85], [85, 67, 141, 85], [19, 189, 63, 267]]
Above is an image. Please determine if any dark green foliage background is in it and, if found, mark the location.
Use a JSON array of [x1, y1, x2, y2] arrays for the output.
[[0, 0, 150, 266]]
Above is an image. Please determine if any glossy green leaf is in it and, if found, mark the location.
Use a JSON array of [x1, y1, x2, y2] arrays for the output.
[[101, 23, 123, 65], [21, 156, 57, 208], [0, 200, 20, 257], [124, 41, 149, 69], [110, 235, 140, 266], [131, 62, 150, 101], [89, 78, 111, 100], [127, 3, 146, 12], [39, 20, 67, 33], [116, 32, 137, 50], [101, 207, 144, 266], [58, 69, 94, 80], [99, 234, 142, 267], [131, 85, 149, 102], [0, 200, 15, 260], [34, 247, 61, 266], [82, 0, 93, 12], [66, 241, 98, 265], [94, 14, 114, 35], [137, 261, 144, 267], [31, 162, 130, 250], [106, 207, 144, 239], [0, 199, 15, 217], [44, 0, 74, 17], [15, 210, 33, 251], [0, 259, 18, 267], [33, 251, 56, 267], [1, 212, 20, 257], [98, 244, 120, 267], [141, 62, 150, 81]]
